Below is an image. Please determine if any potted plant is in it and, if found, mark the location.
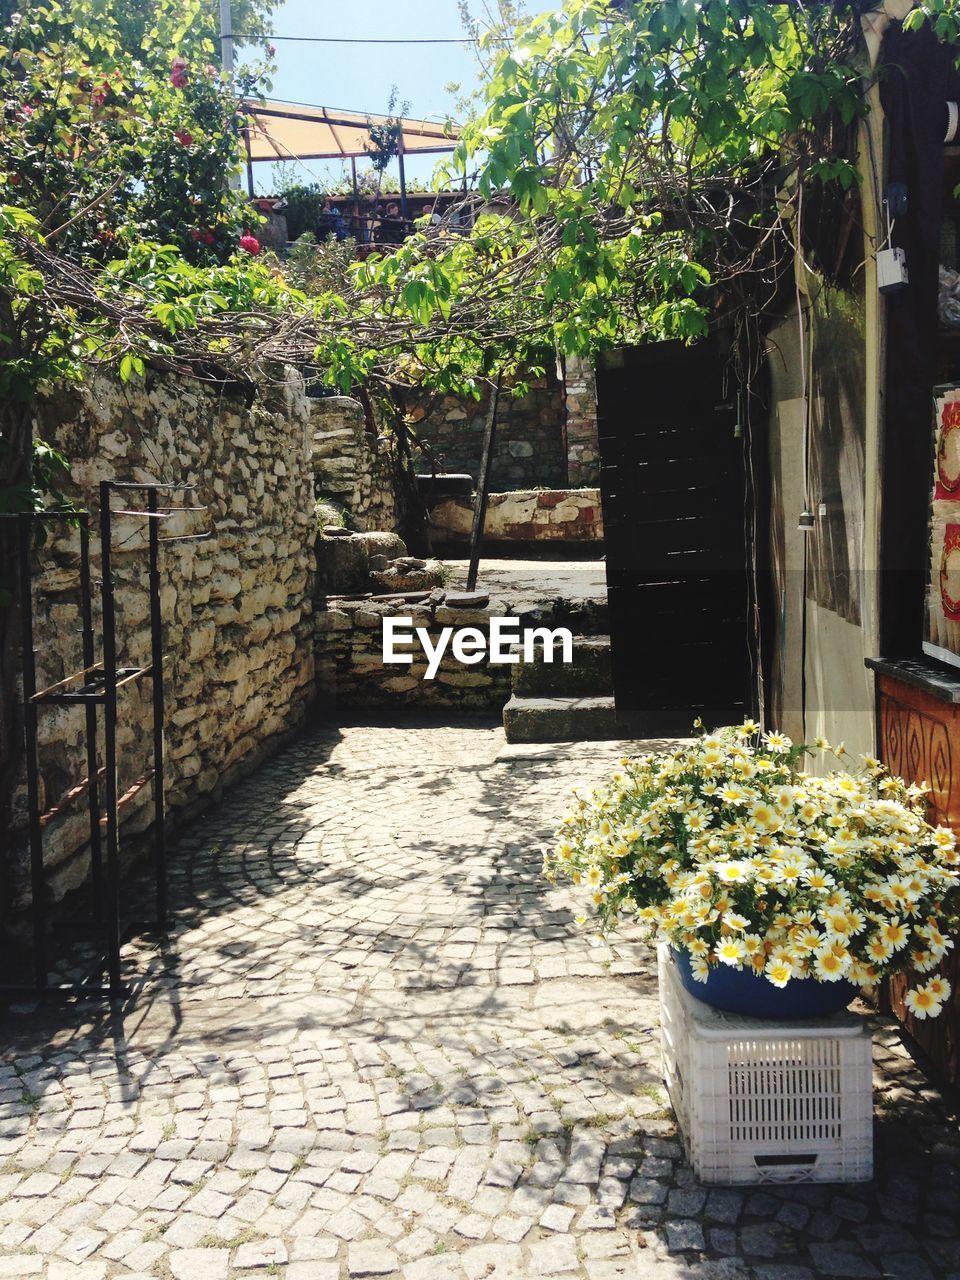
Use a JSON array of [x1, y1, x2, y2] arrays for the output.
[[544, 723, 960, 1019]]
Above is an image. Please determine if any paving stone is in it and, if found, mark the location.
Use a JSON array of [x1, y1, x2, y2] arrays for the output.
[[461, 1242, 524, 1279], [234, 1238, 288, 1268], [492, 1215, 533, 1243], [349, 1240, 400, 1276], [775, 1201, 811, 1231], [831, 1195, 871, 1223], [853, 1226, 920, 1254], [668, 1186, 707, 1216], [402, 1255, 464, 1279], [0, 723, 954, 1280], [881, 1258, 936, 1280], [740, 1223, 785, 1258], [807, 1210, 842, 1241], [327, 1206, 368, 1240], [287, 1266, 340, 1280], [540, 1203, 576, 1233], [169, 1248, 229, 1280], [453, 1214, 490, 1240], [577, 1205, 617, 1230], [526, 1233, 581, 1273], [807, 1244, 880, 1277], [745, 1191, 782, 1217], [629, 1177, 668, 1205], [666, 1218, 706, 1251], [710, 1228, 738, 1255], [705, 1189, 743, 1225]]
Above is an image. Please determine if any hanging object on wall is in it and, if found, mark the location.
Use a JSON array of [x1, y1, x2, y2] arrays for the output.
[[924, 384, 960, 665], [878, 189, 909, 294]]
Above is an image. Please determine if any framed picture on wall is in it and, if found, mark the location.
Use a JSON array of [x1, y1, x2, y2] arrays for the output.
[[923, 383, 960, 666]]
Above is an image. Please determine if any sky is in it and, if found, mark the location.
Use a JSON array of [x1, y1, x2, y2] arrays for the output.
[[238, 0, 485, 194]]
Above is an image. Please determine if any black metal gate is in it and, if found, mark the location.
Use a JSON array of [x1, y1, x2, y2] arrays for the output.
[[597, 339, 751, 736]]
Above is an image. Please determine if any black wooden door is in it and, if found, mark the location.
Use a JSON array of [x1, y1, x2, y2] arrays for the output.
[[597, 339, 750, 736]]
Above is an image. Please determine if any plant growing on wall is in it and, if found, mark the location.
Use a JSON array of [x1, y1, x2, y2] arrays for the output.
[[0, 0, 277, 833], [5, 0, 960, 831]]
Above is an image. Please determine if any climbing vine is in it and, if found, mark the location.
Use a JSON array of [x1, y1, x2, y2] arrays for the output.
[[1, 0, 957, 823]]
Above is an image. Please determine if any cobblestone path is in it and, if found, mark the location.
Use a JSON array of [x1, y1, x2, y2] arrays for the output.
[[1, 721, 959, 1280]]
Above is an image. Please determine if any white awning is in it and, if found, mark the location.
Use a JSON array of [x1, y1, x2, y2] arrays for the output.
[[243, 99, 461, 163]]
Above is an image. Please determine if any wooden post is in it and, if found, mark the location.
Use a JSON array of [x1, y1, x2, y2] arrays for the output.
[[466, 376, 502, 592]]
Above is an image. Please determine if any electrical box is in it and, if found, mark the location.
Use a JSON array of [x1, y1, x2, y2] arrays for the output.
[[878, 247, 909, 294]]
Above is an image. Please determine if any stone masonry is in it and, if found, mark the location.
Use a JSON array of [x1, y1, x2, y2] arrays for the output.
[[564, 357, 601, 487], [407, 375, 568, 491], [13, 371, 317, 908], [1, 722, 957, 1280], [310, 396, 399, 533], [316, 592, 603, 713], [428, 489, 603, 545], [406, 362, 601, 493]]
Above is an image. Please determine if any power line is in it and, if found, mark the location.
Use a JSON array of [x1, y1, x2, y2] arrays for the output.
[[239, 33, 482, 45]]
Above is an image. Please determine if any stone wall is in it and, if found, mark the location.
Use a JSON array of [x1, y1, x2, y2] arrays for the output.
[[429, 489, 603, 544], [407, 374, 567, 490], [564, 357, 601, 487], [310, 394, 399, 532], [316, 591, 577, 712], [13, 370, 317, 907]]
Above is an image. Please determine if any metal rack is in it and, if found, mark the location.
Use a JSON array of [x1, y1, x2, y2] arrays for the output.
[[2, 480, 205, 1000]]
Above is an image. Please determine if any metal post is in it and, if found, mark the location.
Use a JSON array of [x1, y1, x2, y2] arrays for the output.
[[398, 143, 409, 228], [466, 376, 502, 592], [99, 483, 122, 994], [219, 0, 234, 79], [147, 489, 166, 930], [219, 0, 241, 192], [18, 514, 46, 990], [243, 127, 255, 199], [79, 518, 104, 920]]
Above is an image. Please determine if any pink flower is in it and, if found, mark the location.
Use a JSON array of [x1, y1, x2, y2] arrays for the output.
[[174, 128, 193, 147], [170, 56, 188, 89], [203, 64, 217, 77], [238, 233, 261, 256]]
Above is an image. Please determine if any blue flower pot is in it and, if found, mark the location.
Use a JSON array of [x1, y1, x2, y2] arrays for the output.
[[672, 948, 858, 1019]]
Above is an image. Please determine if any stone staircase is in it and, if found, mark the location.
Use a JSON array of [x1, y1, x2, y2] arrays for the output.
[[502, 605, 619, 741]]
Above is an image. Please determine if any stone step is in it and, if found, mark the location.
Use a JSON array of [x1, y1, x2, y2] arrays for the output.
[[552, 598, 608, 636], [502, 694, 620, 743], [513, 635, 611, 697]]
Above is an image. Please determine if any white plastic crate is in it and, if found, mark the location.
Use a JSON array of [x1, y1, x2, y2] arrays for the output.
[[658, 944, 873, 1185]]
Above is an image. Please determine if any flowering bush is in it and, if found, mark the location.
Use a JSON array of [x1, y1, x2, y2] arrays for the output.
[[544, 724, 960, 1019], [0, 1, 273, 264]]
